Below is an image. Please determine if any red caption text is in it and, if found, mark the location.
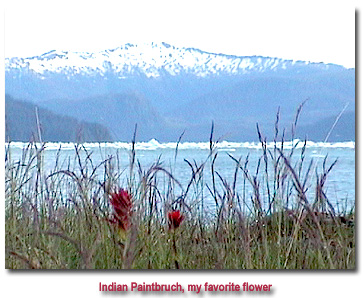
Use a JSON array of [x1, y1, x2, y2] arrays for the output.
[[99, 282, 273, 294]]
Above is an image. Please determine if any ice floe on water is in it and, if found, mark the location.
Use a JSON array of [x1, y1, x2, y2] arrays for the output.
[[5, 139, 355, 151]]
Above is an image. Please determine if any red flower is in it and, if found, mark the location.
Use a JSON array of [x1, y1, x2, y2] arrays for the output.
[[168, 210, 185, 230], [109, 188, 132, 232]]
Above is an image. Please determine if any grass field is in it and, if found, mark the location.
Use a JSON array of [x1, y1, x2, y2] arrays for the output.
[[5, 114, 355, 269]]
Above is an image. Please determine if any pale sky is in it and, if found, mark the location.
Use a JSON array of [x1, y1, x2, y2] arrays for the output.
[[3, 0, 356, 68]]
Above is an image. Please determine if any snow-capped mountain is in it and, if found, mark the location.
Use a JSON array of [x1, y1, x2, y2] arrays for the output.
[[5, 42, 355, 142], [5, 42, 342, 79]]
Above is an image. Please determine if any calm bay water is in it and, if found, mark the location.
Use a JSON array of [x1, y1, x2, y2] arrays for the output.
[[6, 140, 355, 213]]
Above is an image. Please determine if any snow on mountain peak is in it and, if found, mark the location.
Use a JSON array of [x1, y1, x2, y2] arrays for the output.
[[5, 42, 333, 78]]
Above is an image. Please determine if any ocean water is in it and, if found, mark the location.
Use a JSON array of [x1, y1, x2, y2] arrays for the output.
[[5, 140, 355, 214]]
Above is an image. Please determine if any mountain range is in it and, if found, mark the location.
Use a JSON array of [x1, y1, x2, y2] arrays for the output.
[[5, 42, 355, 142]]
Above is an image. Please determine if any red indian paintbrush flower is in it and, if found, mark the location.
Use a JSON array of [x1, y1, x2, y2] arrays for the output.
[[109, 188, 132, 233], [168, 210, 185, 230]]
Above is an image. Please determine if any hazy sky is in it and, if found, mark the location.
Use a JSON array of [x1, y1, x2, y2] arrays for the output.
[[3, 0, 355, 67]]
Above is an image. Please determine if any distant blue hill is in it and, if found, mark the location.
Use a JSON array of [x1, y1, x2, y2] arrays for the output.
[[5, 95, 113, 142], [296, 111, 355, 142]]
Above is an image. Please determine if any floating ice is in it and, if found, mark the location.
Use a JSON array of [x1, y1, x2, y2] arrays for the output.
[[5, 140, 355, 151]]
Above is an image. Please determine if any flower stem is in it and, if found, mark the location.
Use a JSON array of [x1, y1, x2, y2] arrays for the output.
[[172, 230, 180, 269]]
